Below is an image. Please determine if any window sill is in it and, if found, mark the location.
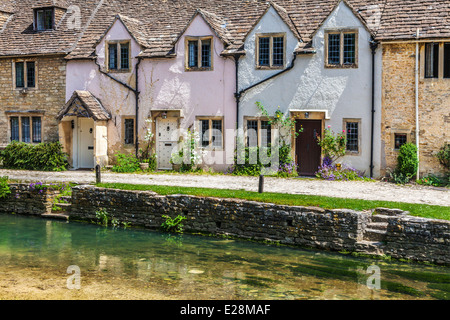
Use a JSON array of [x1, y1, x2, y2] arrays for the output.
[[325, 64, 358, 69], [345, 151, 360, 156], [185, 67, 213, 72], [107, 69, 131, 73], [256, 65, 284, 70]]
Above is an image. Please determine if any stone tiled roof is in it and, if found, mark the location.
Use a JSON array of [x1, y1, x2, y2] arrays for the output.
[[32, 0, 70, 9], [0, 0, 100, 57], [1, 0, 450, 59], [0, 0, 14, 13], [376, 0, 450, 41], [58, 90, 111, 121]]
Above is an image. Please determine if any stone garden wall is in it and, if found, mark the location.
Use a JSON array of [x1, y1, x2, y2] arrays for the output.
[[1, 184, 448, 265], [385, 215, 450, 265], [0, 183, 59, 216], [69, 185, 371, 252]]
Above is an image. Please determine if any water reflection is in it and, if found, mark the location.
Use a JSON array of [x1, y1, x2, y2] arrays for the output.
[[0, 214, 448, 300]]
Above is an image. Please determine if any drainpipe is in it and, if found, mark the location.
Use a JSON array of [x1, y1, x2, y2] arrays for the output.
[[238, 54, 297, 97], [95, 57, 141, 157], [415, 29, 420, 180], [135, 57, 142, 158], [369, 39, 379, 179], [233, 53, 297, 151]]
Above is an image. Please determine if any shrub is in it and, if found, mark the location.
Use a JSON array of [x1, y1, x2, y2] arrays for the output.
[[0, 176, 11, 199], [227, 143, 297, 177], [395, 143, 418, 179], [436, 144, 450, 171], [417, 174, 449, 187], [112, 152, 140, 173], [316, 127, 347, 164], [315, 162, 369, 181], [0, 141, 68, 171]]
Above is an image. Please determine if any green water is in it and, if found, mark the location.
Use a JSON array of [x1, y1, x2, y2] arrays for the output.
[[0, 213, 449, 300]]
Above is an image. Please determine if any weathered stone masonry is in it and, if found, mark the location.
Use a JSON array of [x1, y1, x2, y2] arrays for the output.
[[381, 43, 450, 177], [0, 55, 66, 148], [69, 185, 450, 265], [1, 184, 448, 265]]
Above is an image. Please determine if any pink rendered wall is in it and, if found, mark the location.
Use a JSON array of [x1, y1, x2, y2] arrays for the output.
[[66, 15, 237, 170], [139, 15, 236, 163]]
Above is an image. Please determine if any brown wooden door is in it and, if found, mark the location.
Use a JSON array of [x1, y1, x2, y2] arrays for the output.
[[296, 120, 322, 176]]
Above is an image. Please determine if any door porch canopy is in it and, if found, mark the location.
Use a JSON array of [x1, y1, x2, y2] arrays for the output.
[[57, 90, 111, 122]]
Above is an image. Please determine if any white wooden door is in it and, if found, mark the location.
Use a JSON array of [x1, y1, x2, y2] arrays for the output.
[[78, 118, 94, 169], [156, 118, 178, 170]]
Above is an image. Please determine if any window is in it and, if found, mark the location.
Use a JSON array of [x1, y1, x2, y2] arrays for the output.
[[423, 42, 450, 79], [15, 61, 36, 89], [394, 133, 407, 150], [425, 43, 439, 78], [198, 118, 223, 149], [124, 118, 135, 145], [35, 8, 54, 31], [245, 119, 273, 147], [186, 37, 213, 71], [256, 34, 285, 69], [107, 41, 130, 72], [445, 43, 450, 78], [9, 116, 42, 143], [325, 30, 358, 68], [344, 120, 360, 153]]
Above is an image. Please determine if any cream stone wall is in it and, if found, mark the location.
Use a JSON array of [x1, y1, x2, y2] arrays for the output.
[[0, 55, 66, 148], [381, 43, 450, 177]]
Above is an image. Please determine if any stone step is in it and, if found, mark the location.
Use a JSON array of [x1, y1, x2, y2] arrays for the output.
[[366, 222, 388, 231], [42, 213, 69, 221], [354, 240, 384, 255], [363, 228, 387, 242], [371, 214, 391, 223]]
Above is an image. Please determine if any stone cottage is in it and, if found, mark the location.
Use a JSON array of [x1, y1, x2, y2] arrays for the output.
[[376, 0, 450, 178], [0, 0, 98, 150], [1, 0, 448, 179]]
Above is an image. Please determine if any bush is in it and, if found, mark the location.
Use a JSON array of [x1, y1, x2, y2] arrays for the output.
[[417, 174, 449, 187], [112, 152, 140, 173], [315, 160, 369, 181], [0, 176, 11, 199], [227, 143, 297, 177], [0, 141, 68, 171], [395, 143, 418, 178], [436, 144, 450, 171]]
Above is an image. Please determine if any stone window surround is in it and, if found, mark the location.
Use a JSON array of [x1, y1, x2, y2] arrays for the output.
[[184, 36, 214, 72], [195, 116, 224, 151], [122, 115, 136, 147], [12, 59, 38, 91], [6, 112, 45, 144], [324, 28, 359, 69], [105, 40, 131, 73], [343, 118, 361, 156], [255, 33, 286, 70], [243, 116, 274, 147], [420, 41, 450, 80], [390, 128, 412, 151]]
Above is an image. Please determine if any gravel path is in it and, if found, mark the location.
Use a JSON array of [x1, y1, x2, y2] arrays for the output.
[[1, 169, 449, 207]]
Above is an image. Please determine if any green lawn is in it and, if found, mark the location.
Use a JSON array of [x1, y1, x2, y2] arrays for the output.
[[96, 183, 450, 221]]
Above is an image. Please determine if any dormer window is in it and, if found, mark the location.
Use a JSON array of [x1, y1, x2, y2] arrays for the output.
[[34, 8, 54, 31], [185, 36, 213, 71], [107, 41, 131, 72]]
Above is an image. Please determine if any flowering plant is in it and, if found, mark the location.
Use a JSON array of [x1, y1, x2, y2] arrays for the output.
[[316, 126, 347, 165], [170, 130, 206, 172]]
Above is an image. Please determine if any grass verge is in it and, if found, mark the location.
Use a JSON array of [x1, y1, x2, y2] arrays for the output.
[[96, 183, 450, 221]]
